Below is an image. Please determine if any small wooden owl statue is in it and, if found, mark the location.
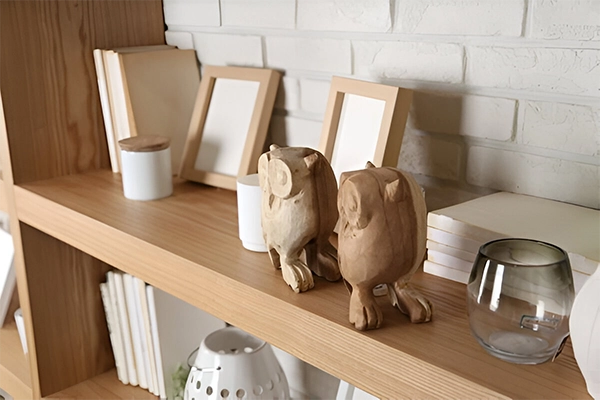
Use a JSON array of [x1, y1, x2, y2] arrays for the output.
[[338, 162, 432, 330], [258, 145, 340, 293]]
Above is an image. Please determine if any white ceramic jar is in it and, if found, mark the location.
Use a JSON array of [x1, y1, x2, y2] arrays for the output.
[[118, 136, 173, 201]]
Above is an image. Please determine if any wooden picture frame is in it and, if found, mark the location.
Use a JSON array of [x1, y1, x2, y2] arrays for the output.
[[318, 76, 413, 183], [179, 66, 281, 190]]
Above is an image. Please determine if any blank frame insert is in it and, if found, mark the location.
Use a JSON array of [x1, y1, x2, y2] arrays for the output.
[[330, 94, 386, 183], [194, 79, 260, 176], [319, 76, 412, 183], [179, 66, 281, 190]]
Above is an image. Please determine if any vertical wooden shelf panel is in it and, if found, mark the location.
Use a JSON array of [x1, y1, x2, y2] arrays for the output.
[[0, 174, 7, 213], [20, 224, 115, 397]]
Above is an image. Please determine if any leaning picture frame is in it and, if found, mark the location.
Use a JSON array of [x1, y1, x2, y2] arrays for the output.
[[318, 76, 413, 182], [179, 65, 281, 190]]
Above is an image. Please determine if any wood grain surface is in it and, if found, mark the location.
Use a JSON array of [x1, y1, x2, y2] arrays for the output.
[[0, 321, 32, 400], [14, 170, 590, 400], [20, 224, 115, 397], [0, 0, 165, 184], [47, 369, 157, 400]]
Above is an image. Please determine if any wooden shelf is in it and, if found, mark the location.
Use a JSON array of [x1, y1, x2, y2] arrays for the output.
[[13, 170, 589, 399], [47, 369, 157, 399], [0, 321, 32, 399]]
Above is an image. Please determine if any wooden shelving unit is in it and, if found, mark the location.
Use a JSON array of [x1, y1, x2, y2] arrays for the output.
[[0, 173, 7, 213], [8, 170, 589, 399], [0, 1, 591, 399], [0, 321, 32, 399]]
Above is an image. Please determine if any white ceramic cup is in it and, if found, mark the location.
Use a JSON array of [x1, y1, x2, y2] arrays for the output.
[[237, 174, 267, 252], [120, 146, 173, 201]]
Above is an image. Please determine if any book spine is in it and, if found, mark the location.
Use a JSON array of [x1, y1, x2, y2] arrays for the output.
[[114, 272, 138, 387], [138, 279, 160, 396], [123, 273, 148, 389], [146, 286, 167, 399], [106, 272, 129, 385], [100, 283, 127, 384], [92, 49, 119, 173], [132, 277, 155, 394]]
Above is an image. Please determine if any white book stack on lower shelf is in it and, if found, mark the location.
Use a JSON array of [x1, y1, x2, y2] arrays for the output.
[[424, 192, 600, 294], [100, 271, 226, 399]]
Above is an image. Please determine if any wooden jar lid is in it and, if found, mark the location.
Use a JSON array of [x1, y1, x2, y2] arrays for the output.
[[118, 135, 170, 152]]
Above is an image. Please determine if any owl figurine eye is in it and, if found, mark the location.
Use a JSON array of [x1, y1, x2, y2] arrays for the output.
[[268, 158, 293, 199]]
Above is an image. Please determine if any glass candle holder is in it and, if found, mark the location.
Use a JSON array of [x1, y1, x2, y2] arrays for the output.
[[467, 238, 574, 364]]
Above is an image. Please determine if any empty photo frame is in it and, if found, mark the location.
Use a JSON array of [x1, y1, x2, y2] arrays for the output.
[[179, 66, 281, 190], [318, 76, 413, 183]]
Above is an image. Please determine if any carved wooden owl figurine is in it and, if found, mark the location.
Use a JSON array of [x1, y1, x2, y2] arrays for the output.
[[258, 145, 340, 293], [338, 162, 432, 330]]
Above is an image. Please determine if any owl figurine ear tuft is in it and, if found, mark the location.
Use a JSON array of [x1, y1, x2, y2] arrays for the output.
[[303, 153, 319, 170], [365, 161, 376, 169], [385, 179, 406, 203], [269, 144, 281, 151]]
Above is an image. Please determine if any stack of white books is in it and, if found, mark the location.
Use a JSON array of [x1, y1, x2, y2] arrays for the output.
[[100, 271, 225, 399], [424, 192, 600, 293], [93, 45, 199, 173]]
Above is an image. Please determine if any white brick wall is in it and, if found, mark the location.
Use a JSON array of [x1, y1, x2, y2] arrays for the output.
[[467, 147, 600, 208], [466, 46, 600, 96], [398, 127, 462, 180], [221, 0, 295, 29], [354, 41, 464, 83], [192, 33, 263, 67], [395, 0, 525, 36], [297, 0, 392, 32], [163, 0, 220, 27], [531, 0, 600, 41], [299, 79, 331, 117], [410, 93, 516, 141], [274, 77, 300, 111], [164, 3, 600, 209], [520, 102, 600, 156], [266, 37, 352, 73], [268, 115, 322, 149]]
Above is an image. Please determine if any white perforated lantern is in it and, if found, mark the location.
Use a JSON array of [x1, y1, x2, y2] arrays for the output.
[[184, 327, 290, 400]]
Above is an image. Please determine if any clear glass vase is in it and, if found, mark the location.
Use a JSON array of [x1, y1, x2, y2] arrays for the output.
[[467, 238, 574, 364]]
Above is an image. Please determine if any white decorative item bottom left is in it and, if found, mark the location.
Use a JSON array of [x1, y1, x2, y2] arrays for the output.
[[185, 327, 289, 400]]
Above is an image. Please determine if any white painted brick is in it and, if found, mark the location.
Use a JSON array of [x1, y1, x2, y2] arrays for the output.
[[299, 79, 331, 117], [466, 46, 600, 96], [354, 41, 464, 83], [274, 77, 300, 111], [410, 93, 515, 141], [165, 31, 195, 49], [221, 0, 295, 29], [520, 101, 600, 157], [395, 0, 524, 36], [266, 37, 351, 73], [398, 127, 462, 180], [467, 147, 600, 209], [531, 0, 600, 41], [269, 115, 323, 149], [163, 0, 220, 27], [192, 33, 263, 67], [297, 0, 391, 32]]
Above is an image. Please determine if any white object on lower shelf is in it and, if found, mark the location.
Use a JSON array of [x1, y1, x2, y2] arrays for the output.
[[14, 308, 27, 354], [570, 264, 600, 400], [151, 286, 226, 400], [185, 326, 290, 400], [0, 227, 15, 326], [336, 380, 378, 400]]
